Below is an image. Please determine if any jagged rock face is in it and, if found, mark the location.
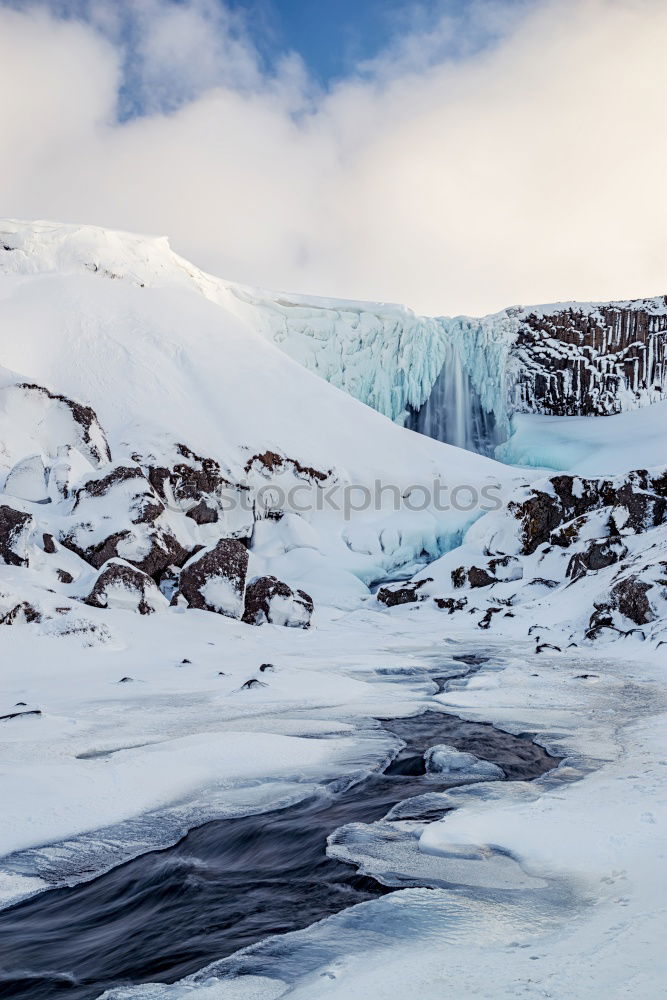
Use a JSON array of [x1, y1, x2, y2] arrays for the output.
[[510, 469, 667, 555], [0, 505, 34, 567], [177, 538, 248, 618], [242, 575, 313, 628], [85, 559, 167, 615], [511, 300, 667, 417]]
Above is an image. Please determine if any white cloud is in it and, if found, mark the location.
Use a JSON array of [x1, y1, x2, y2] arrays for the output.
[[1, 0, 666, 315]]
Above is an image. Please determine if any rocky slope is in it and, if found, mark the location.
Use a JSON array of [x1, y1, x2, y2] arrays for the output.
[[378, 464, 667, 651]]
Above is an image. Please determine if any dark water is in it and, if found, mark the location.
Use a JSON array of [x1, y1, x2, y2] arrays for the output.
[[0, 712, 557, 1000]]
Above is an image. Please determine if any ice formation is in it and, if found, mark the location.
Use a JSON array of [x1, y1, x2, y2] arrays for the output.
[[249, 294, 667, 455]]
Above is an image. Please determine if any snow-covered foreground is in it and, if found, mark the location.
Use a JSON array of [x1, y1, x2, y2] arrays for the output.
[[2, 598, 666, 999], [70, 611, 661, 1000]]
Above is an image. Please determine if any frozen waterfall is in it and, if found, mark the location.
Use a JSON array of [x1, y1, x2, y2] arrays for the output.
[[405, 337, 506, 455], [241, 289, 517, 455]]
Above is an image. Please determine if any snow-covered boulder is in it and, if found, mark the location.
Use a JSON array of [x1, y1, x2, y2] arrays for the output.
[[243, 575, 313, 628], [177, 538, 248, 618], [85, 559, 168, 615], [0, 505, 34, 567], [0, 378, 110, 470], [424, 745, 505, 783], [47, 445, 97, 501], [60, 465, 189, 574], [3, 454, 49, 503]]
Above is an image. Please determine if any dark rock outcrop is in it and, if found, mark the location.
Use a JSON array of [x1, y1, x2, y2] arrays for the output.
[[377, 578, 432, 607], [566, 538, 628, 581], [610, 575, 657, 626], [434, 596, 468, 613], [510, 469, 667, 555], [242, 576, 313, 628], [451, 556, 522, 589], [0, 506, 34, 567]]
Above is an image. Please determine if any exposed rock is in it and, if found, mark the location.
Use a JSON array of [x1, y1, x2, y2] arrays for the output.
[[566, 538, 628, 580], [466, 565, 496, 589], [510, 469, 667, 555], [244, 450, 332, 484], [434, 596, 468, 613], [71, 465, 164, 522], [0, 601, 41, 625], [177, 538, 248, 618], [513, 299, 667, 417], [0, 505, 34, 567], [60, 465, 189, 575], [451, 556, 522, 589], [610, 575, 656, 626], [242, 575, 313, 628], [42, 533, 56, 554], [139, 444, 252, 539], [611, 486, 667, 535], [478, 607, 502, 629], [186, 499, 219, 525], [85, 558, 168, 615], [377, 578, 433, 607], [509, 490, 568, 555], [144, 443, 232, 506], [240, 678, 268, 690], [57, 569, 74, 584], [0, 709, 42, 722]]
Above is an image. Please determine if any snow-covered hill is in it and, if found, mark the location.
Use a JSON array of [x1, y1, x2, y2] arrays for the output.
[[0, 219, 514, 622], [6, 220, 665, 463]]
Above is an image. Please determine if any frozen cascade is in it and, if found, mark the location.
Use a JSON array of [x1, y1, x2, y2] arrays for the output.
[[406, 314, 517, 455], [406, 336, 505, 455], [242, 285, 519, 456]]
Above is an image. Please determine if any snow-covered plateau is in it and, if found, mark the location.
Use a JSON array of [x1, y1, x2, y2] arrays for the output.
[[0, 220, 665, 1000]]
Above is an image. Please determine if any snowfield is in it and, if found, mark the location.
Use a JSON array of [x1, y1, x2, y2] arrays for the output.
[[0, 220, 665, 1000]]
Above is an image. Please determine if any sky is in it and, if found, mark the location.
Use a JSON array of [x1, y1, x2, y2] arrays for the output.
[[0, 0, 666, 316]]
